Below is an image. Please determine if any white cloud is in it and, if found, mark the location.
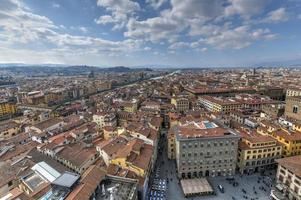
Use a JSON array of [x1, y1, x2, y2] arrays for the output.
[[0, 0, 291, 65], [79, 26, 88, 33], [261, 8, 289, 23], [95, 15, 116, 25], [189, 24, 223, 36], [0, 0, 144, 64], [46, 32, 142, 52], [168, 40, 208, 52], [251, 28, 277, 40], [95, 0, 140, 29], [96, 0, 140, 13], [52, 3, 60, 8], [125, 0, 226, 42], [0, 46, 137, 65], [0, 47, 66, 64], [170, 0, 225, 20], [199, 47, 208, 52], [69, 26, 89, 33], [0, 1, 57, 44], [225, 0, 269, 17], [168, 42, 190, 49], [59, 24, 66, 29], [124, 15, 183, 43], [123, 0, 280, 51], [146, 0, 167, 10], [202, 25, 277, 49], [190, 41, 201, 48]]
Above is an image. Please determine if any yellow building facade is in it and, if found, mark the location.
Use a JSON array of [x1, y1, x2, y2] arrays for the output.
[[199, 96, 243, 114], [171, 97, 189, 113], [123, 102, 138, 113], [237, 135, 282, 174], [167, 131, 176, 159], [110, 158, 145, 177], [0, 100, 17, 117], [257, 124, 301, 157], [0, 121, 20, 139]]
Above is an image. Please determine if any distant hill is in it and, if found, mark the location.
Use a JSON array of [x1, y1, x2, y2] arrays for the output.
[[0, 64, 153, 76]]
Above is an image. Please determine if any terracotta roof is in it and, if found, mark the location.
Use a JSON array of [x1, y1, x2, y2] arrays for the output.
[[168, 112, 181, 120], [238, 140, 282, 150], [57, 143, 97, 168], [115, 139, 143, 159], [274, 130, 301, 141], [66, 165, 106, 200], [276, 155, 301, 178], [141, 100, 160, 107], [34, 118, 63, 131], [48, 132, 71, 143], [149, 117, 162, 128], [200, 95, 242, 106], [2, 187, 30, 200], [107, 164, 121, 175], [132, 144, 153, 171], [99, 136, 128, 157], [148, 129, 158, 141], [103, 126, 116, 132], [0, 141, 37, 161], [237, 129, 277, 143], [0, 121, 19, 132]]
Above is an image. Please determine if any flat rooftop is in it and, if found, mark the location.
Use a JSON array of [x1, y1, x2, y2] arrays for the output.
[[22, 172, 46, 191], [172, 120, 237, 139], [201, 95, 241, 105], [180, 178, 214, 197], [52, 172, 80, 188]]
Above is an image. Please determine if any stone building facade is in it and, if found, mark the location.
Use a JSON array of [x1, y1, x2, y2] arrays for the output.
[[172, 120, 240, 179], [285, 96, 301, 121]]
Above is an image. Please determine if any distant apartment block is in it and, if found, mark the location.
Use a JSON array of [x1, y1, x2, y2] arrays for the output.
[[171, 95, 189, 113], [0, 121, 20, 139], [93, 111, 117, 129], [0, 99, 17, 118], [199, 96, 243, 114]]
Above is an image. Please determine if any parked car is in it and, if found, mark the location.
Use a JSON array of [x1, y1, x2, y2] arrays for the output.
[[218, 185, 225, 193]]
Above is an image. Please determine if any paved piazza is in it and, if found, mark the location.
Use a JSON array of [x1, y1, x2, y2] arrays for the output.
[[151, 133, 276, 200]]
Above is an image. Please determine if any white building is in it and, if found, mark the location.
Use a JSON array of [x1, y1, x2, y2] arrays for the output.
[[271, 156, 301, 200]]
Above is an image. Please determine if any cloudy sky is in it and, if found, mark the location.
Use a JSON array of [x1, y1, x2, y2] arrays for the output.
[[0, 0, 300, 67]]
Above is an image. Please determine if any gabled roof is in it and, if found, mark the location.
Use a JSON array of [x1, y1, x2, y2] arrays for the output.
[[65, 165, 106, 200]]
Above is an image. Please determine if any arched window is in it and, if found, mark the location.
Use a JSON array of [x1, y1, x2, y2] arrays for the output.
[[293, 105, 298, 114]]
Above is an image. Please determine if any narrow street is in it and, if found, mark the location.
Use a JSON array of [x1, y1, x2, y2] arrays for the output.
[[148, 129, 184, 199]]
